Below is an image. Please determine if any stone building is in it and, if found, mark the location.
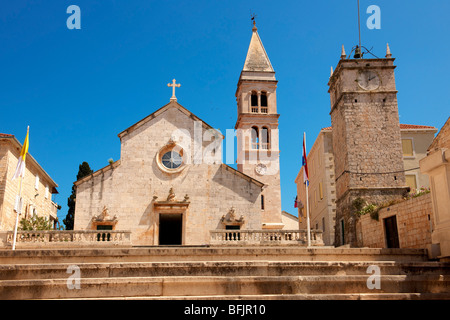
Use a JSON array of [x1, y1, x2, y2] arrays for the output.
[[327, 46, 410, 247], [281, 211, 300, 230], [357, 193, 434, 251], [0, 133, 59, 231], [295, 129, 336, 246], [356, 117, 449, 255], [295, 124, 437, 246], [73, 23, 284, 245], [420, 116, 450, 259]]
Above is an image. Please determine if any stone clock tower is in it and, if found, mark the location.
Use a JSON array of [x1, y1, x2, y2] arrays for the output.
[[328, 45, 409, 246], [235, 22, 283, 229]]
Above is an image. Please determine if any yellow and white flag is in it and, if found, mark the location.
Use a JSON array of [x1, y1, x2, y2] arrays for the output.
[[11, 127, 29, 181]]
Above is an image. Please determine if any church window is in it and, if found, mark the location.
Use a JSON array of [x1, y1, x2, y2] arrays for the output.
[[251, 126, 259, 149], [251, 91, 258, 113], [261, 127, 270, 150], [251, 91, 258, 106], [161, 150, 183, 169], [260, 91, 267, 106], [260, 91, 268, 113], [97, 225, 113, 231], [261, 195, 265, 210], [156, 143, 186, 174]]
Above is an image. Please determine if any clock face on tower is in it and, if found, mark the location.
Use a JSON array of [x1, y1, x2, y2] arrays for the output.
[[357, 70, 380, 91], [255, 163, 267, 175]]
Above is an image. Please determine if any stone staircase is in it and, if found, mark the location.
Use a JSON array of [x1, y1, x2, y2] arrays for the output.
[[0, 246, 449, 300]]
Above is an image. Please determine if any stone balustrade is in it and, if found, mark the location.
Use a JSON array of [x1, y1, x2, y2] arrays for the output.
[[210, 229, 324, 246], [3, 229, 323, 249], [5, 230, 132, 249]]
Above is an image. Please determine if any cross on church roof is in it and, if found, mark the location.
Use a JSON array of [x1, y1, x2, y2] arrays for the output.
[[167, 79, 181, 101]]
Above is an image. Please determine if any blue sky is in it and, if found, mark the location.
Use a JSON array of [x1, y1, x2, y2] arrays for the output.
[[1, 1, 449, 226]]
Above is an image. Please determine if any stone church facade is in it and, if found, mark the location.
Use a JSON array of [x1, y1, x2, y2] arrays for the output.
[[73, 23, 284, 245]]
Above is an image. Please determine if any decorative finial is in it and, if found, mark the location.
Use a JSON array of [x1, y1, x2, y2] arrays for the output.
[[385, 43, 392, 58], [167, 187, 176, 202], [228, 207, 236, 219], [341, 45, 347, 59], [251, 13, 257, 31], [101, 206, 109, 219], [330, 66, 334, 78]]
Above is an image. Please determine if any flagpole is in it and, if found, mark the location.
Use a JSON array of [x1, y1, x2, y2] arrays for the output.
[[12, 174, 24, 251], [304, 132, 311, 247], [305, 178, 311, 247], [12, 126, 29, 251]]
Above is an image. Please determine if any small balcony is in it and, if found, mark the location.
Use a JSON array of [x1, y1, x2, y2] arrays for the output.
[[5, 230, 132, 248], [261, 143, 270, 150], [210, 229, 324, 246]]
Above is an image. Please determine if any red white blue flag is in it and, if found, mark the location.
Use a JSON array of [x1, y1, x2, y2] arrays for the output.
[[302, 133, 309, 186]]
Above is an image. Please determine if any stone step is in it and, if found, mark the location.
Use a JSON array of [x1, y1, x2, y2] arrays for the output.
[[69, 293, 450, 300], [1, 246, 442, 300], [0, 246, 429, 264], [1, 275, 449, 300], [1, 261, 449, 280]]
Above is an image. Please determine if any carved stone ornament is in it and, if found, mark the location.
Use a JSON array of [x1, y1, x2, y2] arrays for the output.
[[92, 206, 118, 223], [153, 188, 190, 211], [167, 137, 176, 146], [167, 187, 176, 202], [221, 207, 245, 226]]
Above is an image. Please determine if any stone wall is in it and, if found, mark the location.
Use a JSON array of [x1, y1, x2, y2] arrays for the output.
[[420, 116, 450, 258], [281, 211, 298, 230], [358, 193, 434, 249], [428, 117, 450, 153]]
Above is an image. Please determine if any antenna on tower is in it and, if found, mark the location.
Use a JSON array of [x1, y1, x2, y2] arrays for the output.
[[347, 0, 380, 59], [354, 0, 363, 59]]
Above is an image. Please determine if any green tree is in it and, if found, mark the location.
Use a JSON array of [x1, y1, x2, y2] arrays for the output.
[[63, 162, 93, 230], [19, 215, 53, 231]]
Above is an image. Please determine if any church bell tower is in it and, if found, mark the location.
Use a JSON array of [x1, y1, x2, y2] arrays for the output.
[[235, 21, 283, 229], [328, 45, 409, 246]]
